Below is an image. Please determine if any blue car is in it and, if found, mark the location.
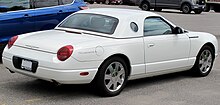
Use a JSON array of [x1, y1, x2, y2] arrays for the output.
[[0, 0, 87, 51]]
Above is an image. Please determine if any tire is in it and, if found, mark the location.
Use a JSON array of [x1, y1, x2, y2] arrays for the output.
[[181, 3, 191, 14], [214, 6, 220, 12], [96, 1, 100, 4], [118, 1, 123, 5], [105, 0, 110, 5], [154, 8, 162, 12], [140, 2, 150, 11], [94, 57, 129, 97], [194, 10, 202, 14], [0, 43, 7, 62], [191, 45, 214, 77], [204, 4, 210, 12]]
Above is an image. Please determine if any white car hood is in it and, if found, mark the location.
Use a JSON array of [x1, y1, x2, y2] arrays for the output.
[[15, 30, 100, 53]]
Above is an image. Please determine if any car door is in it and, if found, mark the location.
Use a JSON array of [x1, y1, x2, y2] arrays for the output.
[[143, 17, 190, 73], [32, 0, 65, 31], [156, 0, 180, 8], [0, 6, 35, 43]]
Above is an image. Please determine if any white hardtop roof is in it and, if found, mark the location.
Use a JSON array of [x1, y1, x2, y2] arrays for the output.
[[77, 8, 161, 19]]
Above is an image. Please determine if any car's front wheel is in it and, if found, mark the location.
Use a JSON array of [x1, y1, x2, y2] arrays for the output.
[[95, 57, 129, 97], [191, 45, 214, 77]]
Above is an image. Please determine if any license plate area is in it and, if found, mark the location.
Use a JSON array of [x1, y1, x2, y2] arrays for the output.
[[13, 56, 38, 73], [21, 59, 32, 71]]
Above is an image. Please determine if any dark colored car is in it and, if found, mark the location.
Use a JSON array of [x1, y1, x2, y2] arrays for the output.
[[122, 0, 140, 5], [138, 0, 205, 14], [0, 0, 87, 52]]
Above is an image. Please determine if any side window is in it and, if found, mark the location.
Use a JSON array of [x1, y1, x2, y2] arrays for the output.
[[59, 0, 74, 5], [33, 0, 59, 8], [144, 17, 173, 36], [0, 0, 31, 12], [130, 22, 138, 32]]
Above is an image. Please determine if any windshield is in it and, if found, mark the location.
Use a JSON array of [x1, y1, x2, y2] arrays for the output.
[[59, 13, 119, 34]]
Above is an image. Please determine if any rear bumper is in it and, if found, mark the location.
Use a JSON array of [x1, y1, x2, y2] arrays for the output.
[[3, 56, 98, 84], [191, 4, 205, 10]]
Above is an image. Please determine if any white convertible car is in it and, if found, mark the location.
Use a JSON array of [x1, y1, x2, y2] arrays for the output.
[[2, 8, 218, 96]]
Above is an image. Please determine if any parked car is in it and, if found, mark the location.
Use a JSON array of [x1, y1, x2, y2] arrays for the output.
[[122, 0, 139, 5], [204, 0, 220, 12], [138, 0, 205, 14], [84, 0, 95, 4], [0, 0, 87, 54], [3, 8, 218, 97]]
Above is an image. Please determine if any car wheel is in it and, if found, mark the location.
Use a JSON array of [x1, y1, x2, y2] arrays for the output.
[[141, 2, 150, 11], [214, 6, 220, 12], [194, 10, 202, 14], [95, 57, 129, 97], [118, 1, 123, 5], [204, 4, 210, 12], [96, 1, 100, 4], [105, 0, 110, 5], [154, 8, 162, 12], [181, 3, 191, 14], [191, 45, 214, 77]]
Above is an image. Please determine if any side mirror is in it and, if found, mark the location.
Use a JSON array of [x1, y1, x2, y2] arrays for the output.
[[173, 27, 183, 34]]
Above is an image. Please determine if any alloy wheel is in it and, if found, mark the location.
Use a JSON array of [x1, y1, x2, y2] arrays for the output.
[[199, 50, 213, 74], [104, 62, 125, 92]]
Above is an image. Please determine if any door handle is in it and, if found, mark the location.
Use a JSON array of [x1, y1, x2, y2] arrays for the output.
[[148, 43, 155, 48], [58, 10, 63, 13], [24, 14, 30, 17]]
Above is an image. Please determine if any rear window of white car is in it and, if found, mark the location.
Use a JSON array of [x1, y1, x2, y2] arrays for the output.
[[59, 13, 119, 34]]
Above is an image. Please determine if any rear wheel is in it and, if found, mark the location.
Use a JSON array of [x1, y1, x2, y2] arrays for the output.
[[0, 43, 7, 62], [191, 46, 214, 77], [140, 2, 150, 11], [181, 3, 191, 14], [214, 6, 220, 12], [105, 0, 110, 5], [204, 4, 210, 12], [95, 57, 129, 97]]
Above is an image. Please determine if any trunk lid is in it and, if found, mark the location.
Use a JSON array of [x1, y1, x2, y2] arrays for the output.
[[15, 30, 100, 53]]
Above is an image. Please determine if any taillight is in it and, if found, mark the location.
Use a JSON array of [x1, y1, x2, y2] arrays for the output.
[[57, 45, 73, 61], [8, 35, 18, 49], [79, 6, 88, 10]]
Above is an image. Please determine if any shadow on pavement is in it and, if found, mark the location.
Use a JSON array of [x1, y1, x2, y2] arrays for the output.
[[7, 70, 197, 97]]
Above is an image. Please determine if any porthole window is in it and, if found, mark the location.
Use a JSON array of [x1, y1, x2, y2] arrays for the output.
[[130, 22, 138, 32]]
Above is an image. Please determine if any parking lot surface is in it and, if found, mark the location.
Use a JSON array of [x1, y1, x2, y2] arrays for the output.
[[0, 4, 220, 105]]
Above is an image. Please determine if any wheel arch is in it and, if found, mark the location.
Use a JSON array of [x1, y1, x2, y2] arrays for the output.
[[139, 0, 150, 8], [199, 42, 216, 58], [98, 53, 132, 77], [180, 1, 192, 10]]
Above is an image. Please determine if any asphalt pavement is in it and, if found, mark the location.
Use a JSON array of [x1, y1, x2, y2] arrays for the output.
[[0, 4, 220, 105]]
